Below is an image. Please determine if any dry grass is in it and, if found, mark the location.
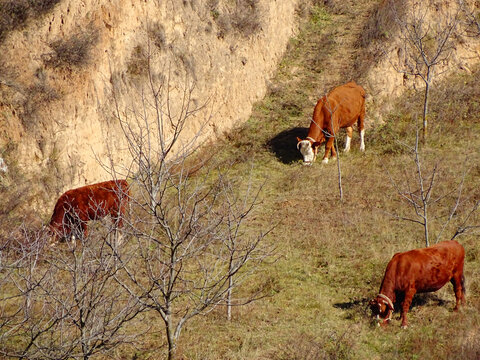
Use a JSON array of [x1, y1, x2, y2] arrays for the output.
[[163, 70, 480, 360], [165, 2, 480, 358]]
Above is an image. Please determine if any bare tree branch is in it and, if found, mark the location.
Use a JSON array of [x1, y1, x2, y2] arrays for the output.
[[104, 44, 273, 359]]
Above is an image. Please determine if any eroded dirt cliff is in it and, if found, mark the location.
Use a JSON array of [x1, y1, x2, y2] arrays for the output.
[[0, 0, 302, 213]]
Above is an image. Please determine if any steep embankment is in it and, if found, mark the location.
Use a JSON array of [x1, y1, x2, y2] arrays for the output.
[[0, 0, 301, 216]]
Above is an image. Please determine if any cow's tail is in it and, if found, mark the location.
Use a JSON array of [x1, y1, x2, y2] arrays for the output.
[[461, 274, 466, 295]]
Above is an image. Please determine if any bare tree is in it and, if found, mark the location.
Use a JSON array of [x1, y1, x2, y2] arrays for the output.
[[390, 1, 460, 140], [0, 214, 144, 360], [385, 121, 479, 247], [451, 199, 480, 240], [106, 50, 273, 359], [323, 98, 344, 202], [0, 227, 46, 357], [315, 93, 360, 202], [218, 173, 274, 321], [386, 127, 436, 247], [458, 0, 480, 37]]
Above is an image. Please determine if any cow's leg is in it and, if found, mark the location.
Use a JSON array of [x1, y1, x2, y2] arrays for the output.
[[114, 202, 126, 228], [73, 221, 88, 241], [50, 224, 67, 246], [359, 129, 365, 152], [330, 139, 337, 160], [344, 126, 353, 152], [322, 137, 335, 164], [81, 222, 89, 239], [358, 111, 365, 152], [401, 288, 416, 328], [451, 272, 466, 310], [110, 211, 124, 248]]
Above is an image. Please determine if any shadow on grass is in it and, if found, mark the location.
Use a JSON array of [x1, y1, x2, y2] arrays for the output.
[[410, 293, 450, 308], [267, 127, 308, 164], [334, 294, 450, 313], [333, 298, 369, 310]]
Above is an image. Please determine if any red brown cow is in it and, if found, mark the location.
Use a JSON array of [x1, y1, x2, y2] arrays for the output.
[[296, 81, 366, 165], [370, 240, 466, 328], [48, 180, 130, 242]]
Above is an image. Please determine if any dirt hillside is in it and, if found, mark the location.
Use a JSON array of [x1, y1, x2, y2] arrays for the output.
[[0, 0, 301, 210]]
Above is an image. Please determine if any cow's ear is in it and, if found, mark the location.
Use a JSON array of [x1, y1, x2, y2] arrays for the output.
[[296, 137, 302, 143], [312, 141, 322, 149]]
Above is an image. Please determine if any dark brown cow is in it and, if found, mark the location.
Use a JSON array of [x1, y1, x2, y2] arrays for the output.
[[48, 180, 130, 242], [370, 240, 466, 328], [296, 81, 366, 165]]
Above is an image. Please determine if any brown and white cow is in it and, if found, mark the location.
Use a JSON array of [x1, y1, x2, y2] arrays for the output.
[[48, 180, 130, 242], [296, 81, 366, 165], [370, 240, 466, 328]]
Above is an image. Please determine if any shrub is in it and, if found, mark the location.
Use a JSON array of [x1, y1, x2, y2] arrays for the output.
[[126, 45, 148, 78], [44, 27, 98, 69], [148, 22, 167, 51], [0, 0, 61, 42], [211, 0, 262, 39], [28, 0, 61, 15], [21, 80, 60, 129], [230, 0, 261, 37], [359, 0, 406, 47], [0, 0, 29, 41]]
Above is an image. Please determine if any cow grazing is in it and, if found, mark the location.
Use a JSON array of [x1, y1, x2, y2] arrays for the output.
[[48, 180, 130, 242], [296, 81, 366, 165], [370, 240, 466, 328]]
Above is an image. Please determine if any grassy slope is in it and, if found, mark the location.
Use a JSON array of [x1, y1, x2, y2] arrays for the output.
[[169, 2, 480, 360], [3, 1, 479, 359]]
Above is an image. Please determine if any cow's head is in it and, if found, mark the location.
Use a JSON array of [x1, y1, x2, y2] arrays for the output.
[[296, 137, 322, 165], [369, 294, 394, 326]]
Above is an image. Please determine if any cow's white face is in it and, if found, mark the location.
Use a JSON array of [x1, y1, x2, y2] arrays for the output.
[[369, 295, 393, 326], [297, 140, 316, 165]]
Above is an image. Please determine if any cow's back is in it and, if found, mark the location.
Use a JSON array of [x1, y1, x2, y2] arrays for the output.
[[385, 240, 465, 294], [80, 180, 128, 219], [50, 180, 128, 223], [327, 82, 365, 127]]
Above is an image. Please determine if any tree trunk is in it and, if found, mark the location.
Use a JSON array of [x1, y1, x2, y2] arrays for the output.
[[227, 276, 233, 321], [334, 136, 343, 201], [166, 315, 177, 360], [424, 207, 429, 247], [422, 69, 432, 141]]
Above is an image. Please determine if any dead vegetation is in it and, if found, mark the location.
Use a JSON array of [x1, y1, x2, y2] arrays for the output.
[[126, 45, 149, 78], [0, 0, 61, 42], [43, 26, 99, 70], [209, 0, 263, 38], [20, 80, 60, 129]]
